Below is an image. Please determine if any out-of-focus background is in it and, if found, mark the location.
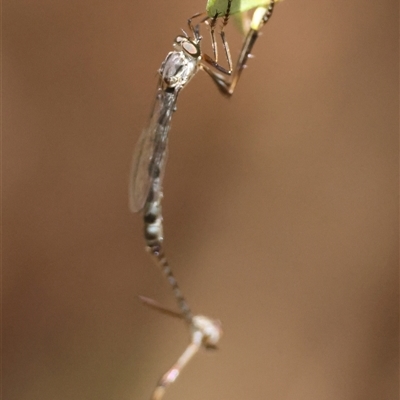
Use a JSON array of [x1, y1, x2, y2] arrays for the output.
[[3, 1, 398, 399]]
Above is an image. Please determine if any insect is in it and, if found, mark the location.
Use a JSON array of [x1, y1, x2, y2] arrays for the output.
[[130, 0, 275, 314], [129, 2, 277, 399]]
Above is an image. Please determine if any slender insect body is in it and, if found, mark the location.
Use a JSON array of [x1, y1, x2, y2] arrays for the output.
[[132, 37, 204, 323], [130, 4, 279, 398]]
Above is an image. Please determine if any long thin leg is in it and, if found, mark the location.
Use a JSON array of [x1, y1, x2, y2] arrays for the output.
[[150, 316, 222, 400], [219, 0, 233, 72], [138, 295, 185, 319], [202, 1, 275, 97], [209, 11, 219, 61], [151, 340, 201, 400], [203, 0, 233, 75], [187, 12, 208, 41], [188, 2, 234, 76]]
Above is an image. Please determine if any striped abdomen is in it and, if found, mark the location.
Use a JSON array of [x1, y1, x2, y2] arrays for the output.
[[143, 188, 193, 323]]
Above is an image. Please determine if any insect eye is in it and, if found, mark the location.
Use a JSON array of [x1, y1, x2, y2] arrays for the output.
[[182, 40, 200, 58]]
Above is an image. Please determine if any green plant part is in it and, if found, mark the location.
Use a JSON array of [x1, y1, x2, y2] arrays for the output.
[[206, 0, 280, 34], [206, 0, 274, 17]]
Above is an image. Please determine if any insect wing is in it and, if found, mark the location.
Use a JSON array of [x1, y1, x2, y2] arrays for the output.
[[129, 90, 175, 212], [129, 127, 154, 212]]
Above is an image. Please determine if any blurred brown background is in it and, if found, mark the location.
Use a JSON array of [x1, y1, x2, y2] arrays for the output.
[[3, 1, 398, 399]]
